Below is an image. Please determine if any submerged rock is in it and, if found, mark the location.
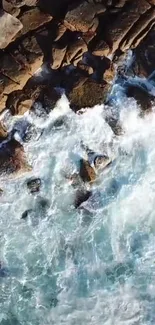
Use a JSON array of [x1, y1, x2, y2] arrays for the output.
[[125, 83, 155, 111], [27, 178, 41, 194], [74, 189, 92, 209]]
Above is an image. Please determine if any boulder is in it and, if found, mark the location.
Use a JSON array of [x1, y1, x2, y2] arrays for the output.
[[0, 138, 30, 176], [16, 8, 52, 38], [63, 38, 87, 66], [68, 79, 110, 111], [64, 2, 106, 33], [51, 44, 67, 69], [27, 178, 41, 194], [79, 158, 96, 183], [0, 10, 23, 49]]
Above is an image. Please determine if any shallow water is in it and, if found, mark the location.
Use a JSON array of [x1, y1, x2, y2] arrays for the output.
[[0, 82, 155, 324]]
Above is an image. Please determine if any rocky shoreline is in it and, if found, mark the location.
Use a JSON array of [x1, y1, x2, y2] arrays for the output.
[[0, 0, 155, 206]]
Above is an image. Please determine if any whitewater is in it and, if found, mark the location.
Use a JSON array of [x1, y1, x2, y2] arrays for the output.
[[0, 76, 155, 324]]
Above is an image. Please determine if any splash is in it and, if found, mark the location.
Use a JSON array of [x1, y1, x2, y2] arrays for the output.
[[0, 83, 155, 325]]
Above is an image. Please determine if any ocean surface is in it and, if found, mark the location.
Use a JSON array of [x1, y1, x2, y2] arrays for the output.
[[0, 75, 155, 324]]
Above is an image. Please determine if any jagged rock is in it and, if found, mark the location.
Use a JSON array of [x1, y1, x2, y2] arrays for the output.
[[0, 122, 8, 141], [0, 33, 43, 113], [68, 79, 110, 111], [51, 45, 67, 69], [120, 7, 155, 51], [0, 138, 30, 176], [17, 8, 52, 38], [64, 2, 106, 33], [125, 83, 155, 111], [27, 178, 41, 194], [74, 189, 92, 208], [104, 0, 150, 54], [0, 10, 23, 49], [79, 158, 96, 183], [64, 38, 87, 66], [2, 0, 20, 16], [130, 25, 155, 78]]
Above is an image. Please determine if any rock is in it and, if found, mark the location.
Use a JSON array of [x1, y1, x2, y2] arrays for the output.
[[68, 79, 110, 111], [120, 7, 155, 51], [51, 44, 67, 69], [21, 209, 33, 219], [74, 189, 92, 208], [27, 178, 41, 194], [2, 0, 21, 16], [79, 158, 96, 183], [63, 38, 87, 66], [0, 10, 23, 49], [77, 61, 93, 75], [0, 122, 8, 141], [54, 23, 67, 41], [64, 2, 106, 33], [125, 83, 155, 111], [94, 155, 111, 169], [92, 39, 110, 57], [7, 0, 38, 7], [130, 25, 155, 78], [103, 0, 150, 55], [105, 116, 124, 135], [0, 138, 30, 176], [16, 8, 52, 38], [103, 62, 115, 83]]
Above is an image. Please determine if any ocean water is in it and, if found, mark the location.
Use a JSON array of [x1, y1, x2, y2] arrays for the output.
[[0, 82, 155, 324]]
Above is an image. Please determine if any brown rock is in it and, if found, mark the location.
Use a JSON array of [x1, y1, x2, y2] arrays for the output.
[[0, 138, 30, 176], [120, 7, 155, 51], [0, 10, 23, 49], [130, 25, 155, 78], [105, 0, 150, 54], [17, 8, 52, 38], [64, 2, 106, 33], [2, 0, 21, 16], [51, 45, 67, 69], [54, 23, 67, 41], [0, 122, 8, 141], [92, 40, 110, 57], [68, 79, 110, 111], [103, 62, 115, 83], [64, 38, 87, 66], [79, 158, 96, 183]]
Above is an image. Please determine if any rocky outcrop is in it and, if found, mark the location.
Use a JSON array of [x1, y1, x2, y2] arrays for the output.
[[0, 0, 155, 115]]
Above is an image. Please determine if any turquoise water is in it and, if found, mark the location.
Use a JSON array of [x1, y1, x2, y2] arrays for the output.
[[0, 86, 155, 324]]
